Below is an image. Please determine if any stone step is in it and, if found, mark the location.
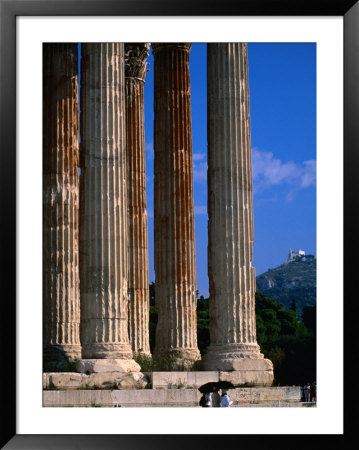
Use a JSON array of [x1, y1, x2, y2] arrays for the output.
[[43, 386, 304, 408], [43, 370, 284, 390]]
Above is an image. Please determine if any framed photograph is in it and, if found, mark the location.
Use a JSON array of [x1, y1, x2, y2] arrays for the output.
[[1, 0, 357, 448]]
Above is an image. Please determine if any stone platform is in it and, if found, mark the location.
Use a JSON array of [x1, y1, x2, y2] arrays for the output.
[[43, 370, 274, 391], [43, 370, 310, 408], [43, 386, 309, 407]]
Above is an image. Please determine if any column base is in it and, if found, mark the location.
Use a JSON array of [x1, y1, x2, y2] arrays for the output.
[[217, 366, 274, 386], [81, 343, 133, 360], [154, 348, 201, 370], [76, 358, 141, 374], [200, 343, 269, 370], [200, 345, 274, 386]]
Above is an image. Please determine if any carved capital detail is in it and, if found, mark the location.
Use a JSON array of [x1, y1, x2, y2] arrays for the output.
[[124, 43, 150, 82], [151, 43, 192, 54]]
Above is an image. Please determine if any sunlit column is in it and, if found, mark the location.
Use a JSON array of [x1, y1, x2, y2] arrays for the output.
[[79, 43, 133, 360], [43, 43, 81, 367], [125, 43, 151, 357], [203, 43, 273, 382], [152, 43, 200, 368]]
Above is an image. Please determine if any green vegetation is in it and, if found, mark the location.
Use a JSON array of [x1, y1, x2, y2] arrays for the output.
[[255, 291, 316, 385], [43, 358, 79, 373], [134, 353, 193, 372], [197, 295, 210, 354], [148, 283, 316, 385]]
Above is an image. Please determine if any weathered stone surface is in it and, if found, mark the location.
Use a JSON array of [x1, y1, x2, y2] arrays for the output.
[[76, 359, 141, 374], [152, 43, 200, 367], [47, 372, 85, 390], [125, 43, 151, 358], [43, 43, 81, 364], [43, 371, 149, 390], [202, 355, 273, 372], [232, 386, 301, 403], [281, 386, 302, 401], [219, 369, 274, 387], [151, 371, 219, 389], [43, 386, 303, 407], [43, 389, 201, 407], [203, 43, 273, 382], [232, 358, 273, 371], [80, 43, 133, 360], [85, 372, 148, 389]]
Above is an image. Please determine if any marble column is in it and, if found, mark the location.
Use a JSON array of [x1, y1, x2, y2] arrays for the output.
[[79, 43, 135, 364], [152, 43, 200, 368], [125, 43, 151, 357], [202, 44, 273, 383], [43, 43, 81, 367]]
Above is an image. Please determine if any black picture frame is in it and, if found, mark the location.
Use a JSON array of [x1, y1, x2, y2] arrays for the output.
[[1, 0, 357, 448]]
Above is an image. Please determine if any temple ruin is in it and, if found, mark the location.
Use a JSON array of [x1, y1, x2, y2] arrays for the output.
[[43, 42, 273, 390]]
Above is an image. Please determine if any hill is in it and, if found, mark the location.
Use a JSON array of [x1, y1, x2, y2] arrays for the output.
[[256, 253, 316, 317]]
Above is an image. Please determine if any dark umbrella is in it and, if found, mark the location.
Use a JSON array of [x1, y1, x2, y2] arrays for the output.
[[216, 381, 235, 390], [199, 380, 235, 393], [198, 382, 218, 393]]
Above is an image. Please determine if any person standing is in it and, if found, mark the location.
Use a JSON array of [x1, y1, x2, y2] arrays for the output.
[[303, 382, 311, 402], [204, 391, 212, 407], [199, 391, 212, 407], [310, 381, 317, 402], [220, 390, 233, 407], [212, 386, 221, 407]]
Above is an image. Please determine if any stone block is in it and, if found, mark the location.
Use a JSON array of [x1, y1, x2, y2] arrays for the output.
[[257, 387, 282, 401], [76, 359, 141, 374], [228, 387, 296, 404], [84, 372, 149, 389], [151, 371, 219, 389], [43, 388, 201, 407], [281, 386, 302, 401], [232, 358, 273, 371], [231, 388, 261, 404], [219, 369, 274, 387], [200, 355, 273, 372], [43, 389, 114, 407], [44, 371, 149, 390], [47, 372, 84, 390]]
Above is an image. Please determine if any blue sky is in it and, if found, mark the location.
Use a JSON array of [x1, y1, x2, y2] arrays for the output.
[[143, 43, 316, 298]]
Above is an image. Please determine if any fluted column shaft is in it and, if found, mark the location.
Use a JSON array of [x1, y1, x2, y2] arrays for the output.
[[152, 43, 200, 366], [204, 43, 263, 368], [80, 43, 132, 359], [43, 43, 81, 365], [125, 44, 151, 357]]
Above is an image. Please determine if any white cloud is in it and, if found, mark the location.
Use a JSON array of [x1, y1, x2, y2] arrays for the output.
[[252, 147, 316, 194], [193, 161, 207, 183], [193, 152, 206, 161], [145, 142, 154, 160], [300, 160, 316, 188], [194, 205, 207, 215], [192, 152, 207, 183]]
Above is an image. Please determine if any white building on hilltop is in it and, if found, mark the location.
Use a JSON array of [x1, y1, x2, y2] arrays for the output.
[[288, 248, 306, 262]]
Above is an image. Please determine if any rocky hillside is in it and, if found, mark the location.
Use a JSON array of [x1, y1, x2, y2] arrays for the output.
[[256, 254, 316, 317]]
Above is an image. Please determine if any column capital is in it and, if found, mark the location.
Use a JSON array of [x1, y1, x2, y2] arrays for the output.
[[124, 43, 150, 82], [151, 43, 191, 54]]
